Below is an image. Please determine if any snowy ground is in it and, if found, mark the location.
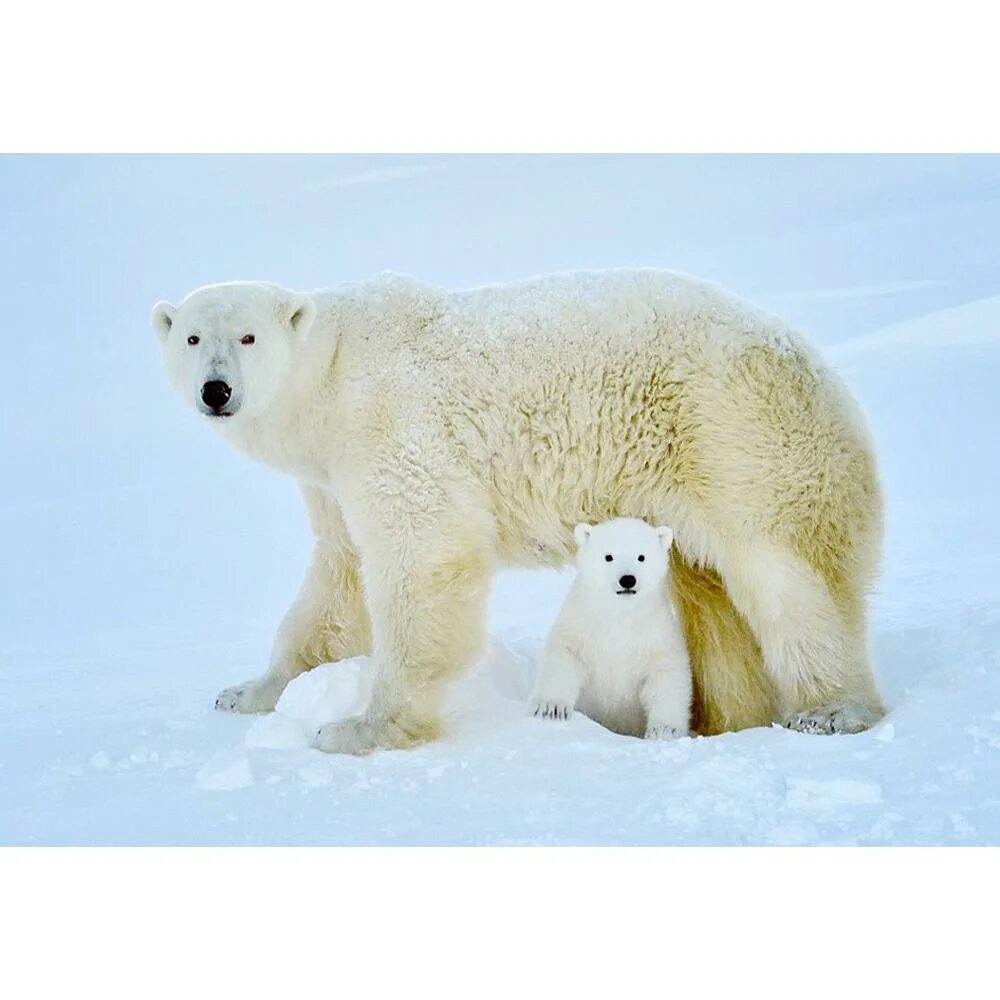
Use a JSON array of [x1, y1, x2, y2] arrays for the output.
[[2, 154, 999, 844]]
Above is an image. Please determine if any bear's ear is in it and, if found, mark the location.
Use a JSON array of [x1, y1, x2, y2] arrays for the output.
[[656, 526, 674, 551], [574, 523, 592, 549], [285, 294, 316, 337], [151, 301, 176, 345]]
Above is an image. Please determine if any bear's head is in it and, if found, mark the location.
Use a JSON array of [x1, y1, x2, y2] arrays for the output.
[[151, 282, 316, 426], [573, 517, 674, 603]]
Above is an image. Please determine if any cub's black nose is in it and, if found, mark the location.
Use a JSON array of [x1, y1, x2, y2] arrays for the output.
[[201, 380, 232, 410], [618, 574, 637, 590]]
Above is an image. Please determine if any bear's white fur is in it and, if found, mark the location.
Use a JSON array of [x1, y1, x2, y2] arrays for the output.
[[151, 268, 884, 754], [532, 518, 691, 740]]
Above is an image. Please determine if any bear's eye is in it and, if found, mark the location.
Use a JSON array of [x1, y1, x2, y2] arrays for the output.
[[187, 335, 199, 346], [605, 554, 613, 562], [240, 334, 255, 346], [638, 555, 645, 562]]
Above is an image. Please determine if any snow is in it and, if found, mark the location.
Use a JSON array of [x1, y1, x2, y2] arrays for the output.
[[2, 154, 1000, 844], [785, 778, 884, 809], [197, 750, 254, 792]]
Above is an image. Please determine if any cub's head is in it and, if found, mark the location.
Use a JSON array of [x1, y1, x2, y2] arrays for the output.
[[573, 517, 674, 601], [151, 282, 316, 425]]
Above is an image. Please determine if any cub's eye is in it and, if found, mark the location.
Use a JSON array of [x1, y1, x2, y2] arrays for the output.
[[187, 335, 199, 346], [638, 555, 645, 562], [605, 554, 613, 562], [240, 334, 255, 345]]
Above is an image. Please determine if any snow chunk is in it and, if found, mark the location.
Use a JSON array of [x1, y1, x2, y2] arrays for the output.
[[786, 778, 883, 809], [273, 658, 373, 735], [197, 750, 254, 791], [874, 723, 895, 743], [246, 712, 311, 750], [240, 657, 374, 752]]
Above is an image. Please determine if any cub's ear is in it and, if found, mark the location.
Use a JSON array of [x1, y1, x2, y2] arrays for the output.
[[151, 301, 176, 344], [574, 523, 592, 549], [656, 526, 674, 551], [286, 294, 316, 337]]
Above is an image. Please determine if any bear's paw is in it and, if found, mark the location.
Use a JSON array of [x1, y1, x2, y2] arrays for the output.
[[782, 702, 883, 736], [215, 679, 281, 714], [315, 717, 381, 755]]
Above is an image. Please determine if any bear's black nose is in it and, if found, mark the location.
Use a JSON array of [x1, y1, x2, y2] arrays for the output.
[[618, 574, 636, 590], [201, 380, 232, 411]]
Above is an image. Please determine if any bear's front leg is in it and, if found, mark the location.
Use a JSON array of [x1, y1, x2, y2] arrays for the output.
[[315, 512, 495, 754], [215, 492, 371, 714], [529, 642, 582, 723]]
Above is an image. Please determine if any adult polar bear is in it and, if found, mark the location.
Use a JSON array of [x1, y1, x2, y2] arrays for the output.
[[151, 269, 884, 754]]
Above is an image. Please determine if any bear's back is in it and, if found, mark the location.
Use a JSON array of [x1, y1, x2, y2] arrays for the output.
[[322, 267, 803, 365], [446, 267, 751, 345]]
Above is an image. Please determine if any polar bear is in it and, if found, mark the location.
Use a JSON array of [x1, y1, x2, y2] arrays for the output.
[[531, 518, 691, 740], [150, 269, 884, 754]]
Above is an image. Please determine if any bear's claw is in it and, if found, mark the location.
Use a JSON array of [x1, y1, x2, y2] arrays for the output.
[[215, 686, 248, 712], [532, 701, 573, 721], [214, 680, 280, 714], [782, 702, 883, 735], [645, 723, 682, 741]]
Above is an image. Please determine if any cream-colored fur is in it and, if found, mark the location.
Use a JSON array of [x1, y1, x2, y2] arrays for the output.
[[152, 268, 884, 753], [532, 518, 692, 740]]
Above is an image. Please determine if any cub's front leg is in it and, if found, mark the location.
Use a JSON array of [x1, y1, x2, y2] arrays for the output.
[[640, 662, 692, 740], [530, 641, 583, 723]]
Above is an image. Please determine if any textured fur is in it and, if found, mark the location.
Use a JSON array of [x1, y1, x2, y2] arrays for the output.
[[152, 268, 884, 753], [532, 518, 692, 739]]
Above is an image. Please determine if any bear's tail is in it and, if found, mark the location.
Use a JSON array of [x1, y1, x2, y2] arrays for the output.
[[669, 553, 777, 735]]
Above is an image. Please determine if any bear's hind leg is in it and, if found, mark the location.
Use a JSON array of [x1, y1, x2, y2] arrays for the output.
[[669, 557, 777, 735], [719, 542, 883, 734]]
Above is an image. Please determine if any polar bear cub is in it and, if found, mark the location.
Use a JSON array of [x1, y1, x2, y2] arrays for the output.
[[531, 517, 692, 740]]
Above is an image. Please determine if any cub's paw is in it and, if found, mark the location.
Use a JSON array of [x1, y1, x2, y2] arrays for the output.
[[645, 723, 684, 741], [214, 680, 279, 714], [531, 700, 573, 722], [782, 702, 883, 736], [315, 717, 382, 756]]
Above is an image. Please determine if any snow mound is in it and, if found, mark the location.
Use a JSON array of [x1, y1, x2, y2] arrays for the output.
[[246, 638, 539, 751], [197, 750, 254, 791], [267, 658, 374, 742]]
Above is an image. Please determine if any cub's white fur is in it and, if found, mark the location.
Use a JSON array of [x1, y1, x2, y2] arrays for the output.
[[532, 518, 691, 739]]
